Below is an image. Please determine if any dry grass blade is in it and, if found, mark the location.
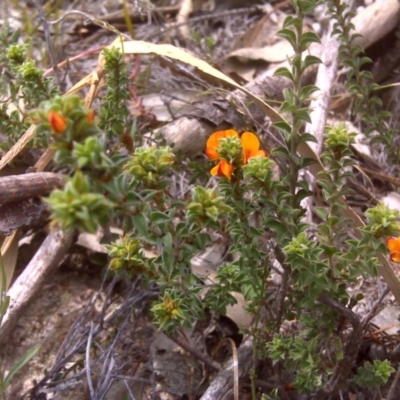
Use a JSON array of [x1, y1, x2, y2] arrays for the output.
[[0, 231, 19, 291], [0, 126, 37, 172], [225, 338, 239, 400], [212, 338, 239, 400]]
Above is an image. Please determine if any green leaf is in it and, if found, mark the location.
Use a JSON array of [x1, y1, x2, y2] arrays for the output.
[[274, 67, 294, 81], [0, 255, 10, 327], [295, 189, 312, 204], [280, 102, 297, 114], [297, 157, 317, 169], [298, 0, 319, 14], [300, 32, 321, 50], [359, 56, 371, 67], [298, 132, 318, 144], [299, 85, 320, 102], [273, 121, 292, 136], [283, 87, 295, 106], [277, 28, 297, 48], [150, 210, 172, 225], [271, 146, 290, 158], [4, 344, 40, 387], [301, 55, 322, 72], [131, 213, 148, 236], [193, 232, 210, 248], [290, 17, 303, 30], [314, 207, 329, 221], [296, 109, 312, 123], [282, 15, 295, 29], [265, 218, 287, 237]]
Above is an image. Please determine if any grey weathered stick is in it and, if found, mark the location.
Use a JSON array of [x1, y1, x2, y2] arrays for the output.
[[301, 20, 340, 223], [0, 229, 73, 342], [305, 25, 340, 155], [0, 172, 65, 205]]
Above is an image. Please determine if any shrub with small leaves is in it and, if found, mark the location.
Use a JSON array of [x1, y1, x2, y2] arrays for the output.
[[354, 360, 395, 389], [15, 1, 400, 397], [46, 171, 114, 233]]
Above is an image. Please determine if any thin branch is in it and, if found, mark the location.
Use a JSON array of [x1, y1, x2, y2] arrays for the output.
[[85, 322, 95, 398], [316, 293, 363, 398], [361, 283, 390, 329], [387, 362, 400, 400], [169, 332, 221, 371], [31, 0, 63, 88]]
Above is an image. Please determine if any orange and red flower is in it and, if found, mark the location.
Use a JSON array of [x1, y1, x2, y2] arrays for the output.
[[87, 110, 95, 123], [241, 131, 267, 163], [386, 236, 400, 263], [48, 110, 67, 134], [206, 129, 238, 180], [205, 129, 267, 180]]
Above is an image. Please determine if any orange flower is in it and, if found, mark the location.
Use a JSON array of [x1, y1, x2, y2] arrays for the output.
[[48, 110, 67, 134], [205, 129, 267, 180], [87, 110, 95, 123], [210, 159, 234, 180], [241, 131, 268, 163], [206, 129, 239, 160], [386, 237, 400, 263], [206, 130, 238, 180]]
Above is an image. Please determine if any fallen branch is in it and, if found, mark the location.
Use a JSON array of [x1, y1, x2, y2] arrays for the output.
[[0, 229, 73, 342], [0, 172, 65, 205]]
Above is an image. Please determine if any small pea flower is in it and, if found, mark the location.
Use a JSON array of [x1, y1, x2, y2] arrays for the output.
[[48, 110, 67, 134], [206, 129, 239, 179], [241, 131, 268, 163], [87, 110, 95, 123], [386, 237, 400, 263], [205, 129, 267, 180]]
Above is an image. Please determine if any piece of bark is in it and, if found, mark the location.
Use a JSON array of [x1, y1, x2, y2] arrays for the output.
[[0, 172, 65, 205], [0, 199, 50, 236], [353, 0, 400, 50], [0, 229, 74, 342]]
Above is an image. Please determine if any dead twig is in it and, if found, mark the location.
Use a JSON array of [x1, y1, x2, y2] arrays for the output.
[[305, 23, 340, 155], [0, 172, 65, 205], [361, 284, 390, 329], [316, 293, 363, 398], [31, 0, 63, 89], [0, 228, 74, 342], [176, 0, 193, 40], [387, 361, 400, 400]]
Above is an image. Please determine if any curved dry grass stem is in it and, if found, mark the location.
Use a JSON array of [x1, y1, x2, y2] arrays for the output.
[[212, 337, 239, 400]]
